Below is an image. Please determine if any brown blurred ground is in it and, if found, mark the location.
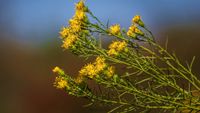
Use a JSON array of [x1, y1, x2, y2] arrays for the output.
[[0, 36, 107, 113]]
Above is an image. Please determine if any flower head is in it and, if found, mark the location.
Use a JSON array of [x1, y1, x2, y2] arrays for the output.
[[132, 15, 144, 27], [132, 15, 141, 23], [117, 41, 128, 51], [107, 49, 118, 56], [109, 40, 127, 51], [62, 34, 78, 49], [95, 56, 106, 72], [135, 27, 144, 35], [127, 25, 144, 37], [75, 0, 88, 12], [60, 27, 70, 38], [69, 18, 82, 32], [108, 41, 127, 56], [75, 10, 87, 20], [106, 66, 115, 78], [54, 76, 69, 89], [53, 66, 65, 75], [127, 30, 136, 38], [75, 76, 84, 84], [79, 63, 96, 78], [109, 24, 121, 35], [78, 56, 107, 81], [53, 66, 61, 73], [95, 56, 105, 65]]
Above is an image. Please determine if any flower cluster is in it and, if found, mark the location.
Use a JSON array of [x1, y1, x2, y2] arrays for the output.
[[109, 24, 121, 35], [127, 25, 144, 38], [53, 56, 116, 86], [53, 76, 69, 89], [59, 0, 89, 49], [52, 67, 69, 89], [74, 56, 116, 83], [127, 15, 144, 38], [78, 56, 107, 79], [107, 40, 128, 56]]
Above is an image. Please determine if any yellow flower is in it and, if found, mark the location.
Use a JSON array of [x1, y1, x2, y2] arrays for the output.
[[107, 49, 118, 56], [109, 41, 118, 49], [117, 41, 127, 51], [62, 34, 77, 49], [135, 27, 144, 35], [127, 25, 136, 37], [53, 66, 65, 75], [75, 11, 87, 20], [75, 0, 88, 12], [129, 25, 136, 31], [96, 63, 106, 72], [79, 63, 96, 78], [75, 76, 84, 84], [95, 56, 105, 65], [127, 25, 144, 37], [95, 56, 106, 72], [54, 76, 69, 89], [78, 56, 107, 79], [127, 30, 136, 38], [132, 15, 144, 27], [132, 15, 141, 23], [106, 66, 115, 78], [69, 18, 82, 32], [108, 41, 127, 56], [53, 66, 61, 73], [60, 27, 70, 38], [109, 24, 121, 35], [109, 41, 127, 51]]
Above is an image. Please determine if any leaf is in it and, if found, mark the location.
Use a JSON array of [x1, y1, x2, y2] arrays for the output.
[[135, 77, 153, 85], [189, 56, 196, 72]]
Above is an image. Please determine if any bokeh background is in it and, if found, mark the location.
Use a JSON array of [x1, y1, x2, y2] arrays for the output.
[[1, 0, 200, 113]]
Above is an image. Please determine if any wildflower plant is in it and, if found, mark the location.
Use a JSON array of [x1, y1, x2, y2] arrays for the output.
[[53, 0, 200, 112]]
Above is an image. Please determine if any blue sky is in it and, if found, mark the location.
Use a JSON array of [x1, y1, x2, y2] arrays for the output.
[[1, 0, 200, 44]]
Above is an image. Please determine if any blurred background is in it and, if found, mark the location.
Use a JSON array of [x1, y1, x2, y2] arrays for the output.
[[1, 0, 200, 113]]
